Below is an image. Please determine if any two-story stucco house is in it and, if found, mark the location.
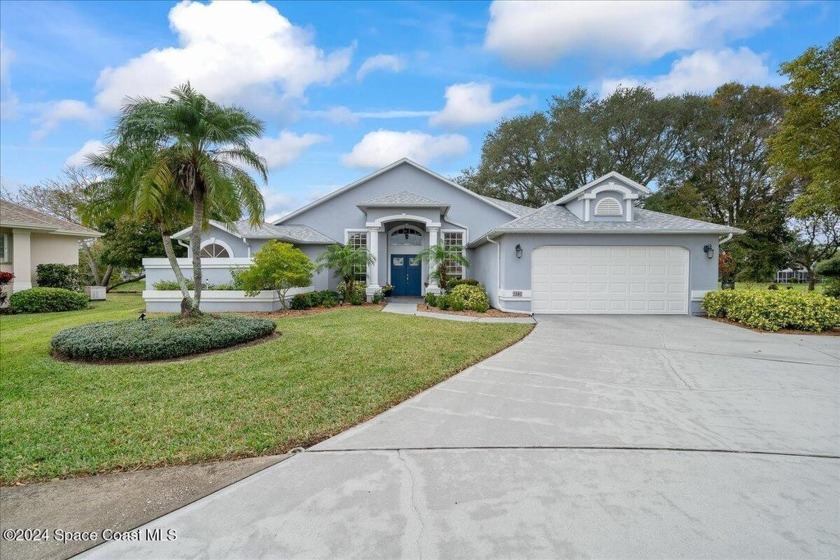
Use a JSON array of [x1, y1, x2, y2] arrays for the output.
[[167, 159, 742, 315]]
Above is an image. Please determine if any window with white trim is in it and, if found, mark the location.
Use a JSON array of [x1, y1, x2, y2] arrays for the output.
[[594, 196, 623, 217], [443, 231, 465, 279], [347, 231, 367, 282], [199, 243, 230, 258], [0, 233, 9, 263]]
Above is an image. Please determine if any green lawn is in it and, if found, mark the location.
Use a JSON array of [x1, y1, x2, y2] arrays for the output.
[[109, 279, 146, 293], [0, 294, 532, 484]]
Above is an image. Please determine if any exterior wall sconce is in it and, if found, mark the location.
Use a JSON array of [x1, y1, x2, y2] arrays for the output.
[[703, 244, 715, 259], [515, 244, 523, 259]]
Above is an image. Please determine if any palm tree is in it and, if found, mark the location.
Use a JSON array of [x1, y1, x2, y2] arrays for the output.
[[111, 83, 267, 315], [316, 244, 375, 298], [84, 143, 196, 306], [416, 244, 470, 292]]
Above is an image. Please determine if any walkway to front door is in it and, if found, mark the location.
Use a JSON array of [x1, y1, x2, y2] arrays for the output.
[[390, 254, 421, 296]]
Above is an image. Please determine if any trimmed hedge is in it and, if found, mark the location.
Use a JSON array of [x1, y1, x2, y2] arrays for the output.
[[290, 290, 340, 310], [51, 314, 277, 362], [9, 287, 89, 313], [36, 264, 80, 291], [702, 290, 840, 332], [448, 284, 490, 312]]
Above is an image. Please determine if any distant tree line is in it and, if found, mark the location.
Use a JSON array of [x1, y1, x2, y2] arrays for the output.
[[458, 38, 839, 284]]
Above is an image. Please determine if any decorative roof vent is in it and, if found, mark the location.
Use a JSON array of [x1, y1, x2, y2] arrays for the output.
[[594, 197, 623, 217]]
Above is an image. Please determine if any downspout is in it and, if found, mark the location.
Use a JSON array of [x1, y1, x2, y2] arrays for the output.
[[719, 233, 734, 247], [486, 234, 512, 313]]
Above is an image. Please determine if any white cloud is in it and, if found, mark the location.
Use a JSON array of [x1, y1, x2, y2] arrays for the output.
[[0, 38, 20, 120], [34, 100, 101, 140], [304, 106, 436, 123], [261, 188, 296, 223], [65, 139, 106, 167], [601, 48, 775, 97], [485, 0, 780, 67], [251, 131, 328, 169], [305, 106, 360, 125], [38, 1, 353, 136], [355, 109, 436, 119], [430, 82, 527, 128], [356, 54, 405, 80], [342, 130, 469, 168]]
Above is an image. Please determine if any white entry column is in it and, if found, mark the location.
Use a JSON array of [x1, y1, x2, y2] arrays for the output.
[[365, 226, 381, 301], [427, 225, 442, 294]]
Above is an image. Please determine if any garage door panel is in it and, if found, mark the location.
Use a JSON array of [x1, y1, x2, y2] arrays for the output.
[[532, 246, 689, 315]]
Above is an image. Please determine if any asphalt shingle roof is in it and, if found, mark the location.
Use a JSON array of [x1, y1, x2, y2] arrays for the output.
[[358, 191, 449, 207], [478, 195, 538, 218], [230, 221, 336, 244], [485, 204, 743, 237], [0, 200, 101, 237]]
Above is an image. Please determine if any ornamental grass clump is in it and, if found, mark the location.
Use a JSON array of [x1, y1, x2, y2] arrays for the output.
[[702, 290, 840, 332], [51, 314, 277, 361]]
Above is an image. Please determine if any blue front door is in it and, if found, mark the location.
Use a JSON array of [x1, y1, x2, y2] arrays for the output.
[[391, 254, 422, 296]]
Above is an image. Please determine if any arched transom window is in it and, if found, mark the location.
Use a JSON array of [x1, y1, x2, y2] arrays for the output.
[[390, 227, 422, 246], [200, 243, 230, 258], [594, 196, 623, 217]]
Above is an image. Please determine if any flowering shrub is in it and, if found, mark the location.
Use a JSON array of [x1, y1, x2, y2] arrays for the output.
[[702, 290, 840, 332], [447, 284, 490, 313]]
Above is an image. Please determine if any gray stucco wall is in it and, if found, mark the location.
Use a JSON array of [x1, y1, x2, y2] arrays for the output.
[[275, 162, 518, 245], [472, 242, 500, 310], [494, 233, 720, 315]]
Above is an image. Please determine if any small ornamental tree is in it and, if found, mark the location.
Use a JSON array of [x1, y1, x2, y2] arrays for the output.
[[416, 244, 470, 291], [719, 251, 736, 285], [315, 244, 375, 298], [239, 241, 314, 309]]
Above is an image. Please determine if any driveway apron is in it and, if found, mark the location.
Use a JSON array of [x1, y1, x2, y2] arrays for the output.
[[81, 316, 840, 559]]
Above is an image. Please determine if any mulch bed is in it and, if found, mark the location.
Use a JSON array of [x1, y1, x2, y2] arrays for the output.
[[239, 302, 386, 319], [416, 304, 531, 318], [705, 316, 840, 336]]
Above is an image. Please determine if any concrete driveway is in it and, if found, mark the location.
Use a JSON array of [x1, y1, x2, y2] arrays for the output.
[[82, 316, 840, 559]]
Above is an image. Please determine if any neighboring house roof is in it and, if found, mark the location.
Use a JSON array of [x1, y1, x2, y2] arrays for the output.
[[471, 205, 744, 246], [478, 195, 537, 218], [173, 220, 336, 245], [274, 158, 522, 225], [0, 200, 102, 237]]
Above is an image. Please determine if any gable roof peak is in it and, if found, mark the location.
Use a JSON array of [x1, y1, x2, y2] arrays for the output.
[[553, 171, 651, 205]]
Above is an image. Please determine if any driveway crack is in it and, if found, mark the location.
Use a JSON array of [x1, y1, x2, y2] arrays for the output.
[[656, 348, 693, 390], [397, 449, 426, 560]]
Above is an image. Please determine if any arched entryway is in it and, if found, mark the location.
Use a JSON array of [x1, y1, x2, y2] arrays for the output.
[[388, 224, 423, 296]]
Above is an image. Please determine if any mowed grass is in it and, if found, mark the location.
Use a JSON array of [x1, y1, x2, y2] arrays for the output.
[[0, 294, 532, 484]]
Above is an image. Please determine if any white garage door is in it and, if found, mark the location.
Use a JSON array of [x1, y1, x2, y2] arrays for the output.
[[531, 246, 689, 314]]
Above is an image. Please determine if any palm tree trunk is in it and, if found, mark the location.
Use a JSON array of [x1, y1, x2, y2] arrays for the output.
[[160, 225, 193, 306], [189, 192, 204, 315]]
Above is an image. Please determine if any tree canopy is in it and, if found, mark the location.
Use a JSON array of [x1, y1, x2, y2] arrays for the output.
[[240, 241, 314, 309]]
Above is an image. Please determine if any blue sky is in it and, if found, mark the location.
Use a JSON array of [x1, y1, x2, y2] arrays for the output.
[[1, 0, 837, 219]]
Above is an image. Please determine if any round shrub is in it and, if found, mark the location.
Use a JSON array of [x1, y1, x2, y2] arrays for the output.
[[10, 287, 89, 313], [51, 314, 277, 362], [702, 290, 840, 332], [816, 255, 840, 279], [447, 278, 481, 290], [36, 263, 80, 291], [448, 284, 490, 312], [290, 293, 312, 310]]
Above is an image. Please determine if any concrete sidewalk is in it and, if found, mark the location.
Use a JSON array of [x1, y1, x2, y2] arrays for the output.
[[79, 315, 840, 559]]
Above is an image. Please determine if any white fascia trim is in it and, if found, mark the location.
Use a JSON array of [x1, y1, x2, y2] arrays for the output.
[[142, 257, 253, 269], [366, 215, 441, 228], [274, 158, 519, 225]]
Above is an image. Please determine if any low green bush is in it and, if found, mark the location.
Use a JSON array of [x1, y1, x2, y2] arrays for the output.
[[319, 291, 340, 307], [36, 264, 81, 291], [447, 278, 480, 290], [448, 284, 490, 312], [51, 314, 277, 361], [290, 293, 312, 310], [823, 278, 840, 299], [338, 283, 366, 304], [9, 287, 89, 313], [424, 293, 439, 307], [702, 290, 840, 332]]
